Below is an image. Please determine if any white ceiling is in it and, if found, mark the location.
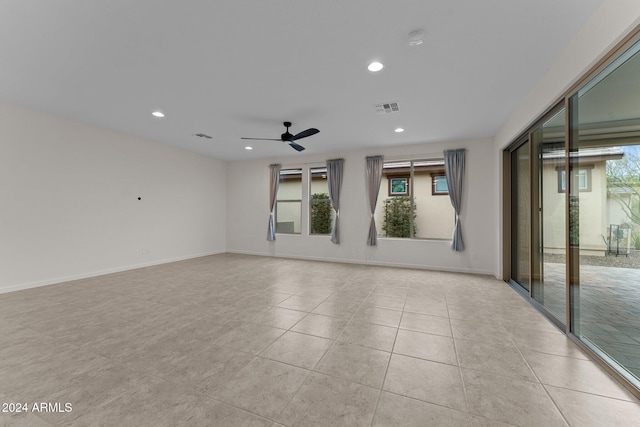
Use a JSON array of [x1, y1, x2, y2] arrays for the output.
[[0, 0, 604, 161]]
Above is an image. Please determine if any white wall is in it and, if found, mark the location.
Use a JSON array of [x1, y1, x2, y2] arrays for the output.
[[226, 138, 497, 276], [495, 1, 640, 150], [493, 0, 640, 278], [0, 102, 227, 293], [8, 3, 635, 289]]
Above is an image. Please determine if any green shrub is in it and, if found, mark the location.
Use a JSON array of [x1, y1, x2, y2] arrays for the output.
[[382, 196, 417, 238], [569, 195, 579, 246], [632, 230, 640, 250], [310, 193, 332, 234]]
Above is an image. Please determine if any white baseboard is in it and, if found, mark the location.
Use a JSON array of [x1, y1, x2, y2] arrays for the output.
[[2, 249, 498, 295], [0, 251, 224, 294], [226, 250, 497, 277]]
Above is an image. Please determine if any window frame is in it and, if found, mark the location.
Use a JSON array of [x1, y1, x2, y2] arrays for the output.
[[309, 166, 332, 236], [556, 165, 593, 192], [380, 158, 453, 240], [275, 168, 303, 235], [431, 173, 449, 195], [388, 174, 410, 196]]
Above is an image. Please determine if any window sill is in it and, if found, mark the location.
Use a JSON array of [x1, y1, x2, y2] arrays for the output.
[[377, 237, 452, 242]]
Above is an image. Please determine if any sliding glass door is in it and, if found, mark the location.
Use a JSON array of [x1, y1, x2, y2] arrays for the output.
[[570, 38, 640, 387], [507, 35, 640, 392], [509, 108, 567, 325], [511, 140, 530, 292], [532, 107, 567, 324]]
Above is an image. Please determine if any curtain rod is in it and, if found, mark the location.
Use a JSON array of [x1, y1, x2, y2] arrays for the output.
[[383, 151, 444, 161], [278, 151, 445, 167], [279, 160, 333, 168]]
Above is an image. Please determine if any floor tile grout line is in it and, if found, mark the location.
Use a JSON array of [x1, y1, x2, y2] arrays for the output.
[[378, 388, 489, 420], [248, 350, 387, 392], [540, 382, 640, 404], [334, 273, 386, 427], [30, 310, 276, 421], [256, 271, 378, 425], [512, 339, 640, 403], [139, 357, 280, 426], [368, 288, 407, 427], [510, 334, 573, 426], [443, 280, 473, 421]]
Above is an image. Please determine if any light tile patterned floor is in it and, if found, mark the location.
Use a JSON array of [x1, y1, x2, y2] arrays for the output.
[[1, 254, 639, 426]]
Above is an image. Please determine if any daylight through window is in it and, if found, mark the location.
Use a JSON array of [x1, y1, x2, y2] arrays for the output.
[[309, 167, 333, 235], [276, 168, 302, 234], [375, 159, 455, 239]]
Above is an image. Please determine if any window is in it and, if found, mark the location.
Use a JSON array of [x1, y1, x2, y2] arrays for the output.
[[276, 168, 302, 234], [309, 167, 332, 235], [375, 159, 455, 239], [431, 174, 449, 195], [557, 166, 592, 192], [388, 176, 409, 196]]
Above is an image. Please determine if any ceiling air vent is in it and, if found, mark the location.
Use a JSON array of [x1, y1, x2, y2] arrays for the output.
[[375, 102, 400, 114], [194, 133, 212, 139]]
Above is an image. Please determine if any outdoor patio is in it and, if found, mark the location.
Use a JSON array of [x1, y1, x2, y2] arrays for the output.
[[542, 255, 640, 381]]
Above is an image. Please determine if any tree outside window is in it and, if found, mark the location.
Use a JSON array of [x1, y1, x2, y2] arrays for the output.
[[309, 167, 333, 235]]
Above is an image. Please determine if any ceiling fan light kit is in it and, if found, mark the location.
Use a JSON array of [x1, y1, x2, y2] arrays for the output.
[[241, 121, 319, 152]]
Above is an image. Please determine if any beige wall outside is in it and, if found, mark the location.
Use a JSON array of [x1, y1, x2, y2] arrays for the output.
[[542, 162, 610, 255], [374, 171, 454, 240]]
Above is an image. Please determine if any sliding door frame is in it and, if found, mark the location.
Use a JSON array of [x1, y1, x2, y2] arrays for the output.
[[506, 102, 568, 330], [505, 134, 532, 295], [503, 24, 640, 398]]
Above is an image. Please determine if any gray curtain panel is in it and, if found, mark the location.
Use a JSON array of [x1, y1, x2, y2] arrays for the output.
[[267, 163, 281, 241], [444, 149, 465, 251], [365, 155, 384, 246], [326, 158, 344, 244]]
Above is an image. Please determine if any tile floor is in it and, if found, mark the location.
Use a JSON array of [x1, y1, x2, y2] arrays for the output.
[[1, 254, 639, 426]]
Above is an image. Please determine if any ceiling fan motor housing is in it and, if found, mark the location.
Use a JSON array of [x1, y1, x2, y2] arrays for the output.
[[281, 122, 293, 141], [240, 120, 317, 151]]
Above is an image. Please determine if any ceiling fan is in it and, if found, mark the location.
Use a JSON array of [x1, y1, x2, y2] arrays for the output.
[[241, 121, 319, 152]]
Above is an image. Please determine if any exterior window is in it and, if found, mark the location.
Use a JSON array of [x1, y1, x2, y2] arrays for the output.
[[432, 174, 449, 195], [375, 159, 455, 239], [388, 176, 409, 196], [276, 168, 302, 234], [309, 167, 332, 235], [557, 167, 592, 192], [578, 169, 588, 189]]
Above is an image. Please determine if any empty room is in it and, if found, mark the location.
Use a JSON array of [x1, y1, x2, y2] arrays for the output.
[[2, 1, 640, 426]]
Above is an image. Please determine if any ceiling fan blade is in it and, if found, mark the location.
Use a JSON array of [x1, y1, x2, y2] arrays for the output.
[[289, 142, 306, 152], [240, 137, 282, 141], [290, 128, 319, 141]]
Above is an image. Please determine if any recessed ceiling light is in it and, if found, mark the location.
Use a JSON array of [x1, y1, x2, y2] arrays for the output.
[[368, 61, 384, 72], [395, 127, 405, 133], [152, 111, 165, 118], [245, 146, 253, 150]]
